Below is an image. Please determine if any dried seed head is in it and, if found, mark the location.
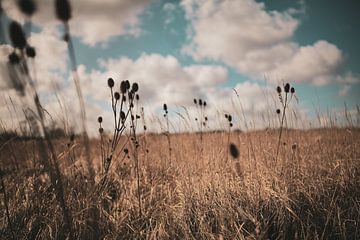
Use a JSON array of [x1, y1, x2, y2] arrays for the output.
[[228, 115, 232, 122], [55, 0, 72, 22], [290, 87, 295, 94], [25, 46, 36, 58], [144, 125, 147, 131], [120, 111, 125, 120], [99, 127, 104, 134], [107, 78, 114, 88], [225, 114, 228, 119], [17, 0, 37, 16], [205, 116, 208, 121], [203, 101, 207, 107], [276, 109, 281, 114], [120, 81, 127, 94], [199, 99, 202, 106], [131, 82, 139, 92], [124, 148, 129, 154], [229, 143, 240, 159], [193, 98, 197, 104], [135, 94, 139, 101], [229, 123, 233, 128], [98, 116, 103, 123], [8, 52, 20, 65], [163, 103, 167, 112], [136, 115, 140, 119], [125, 80, 130, 90], [9, 21, 27, 49], [284, 83, 290, 93], [114, 92, 120, 100], [276, 86, 282, 94]]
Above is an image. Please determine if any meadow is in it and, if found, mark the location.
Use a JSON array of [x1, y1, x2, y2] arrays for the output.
[[1, 0, 360, 239]]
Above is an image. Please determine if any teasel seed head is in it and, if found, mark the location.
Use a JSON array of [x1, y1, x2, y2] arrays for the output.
[[125, 80, 130, 90], [144, 125, 147, 131], [205, 116, 208, 121], [276, 86, 282, 94], [163, 103, 167, 112], [290, 87, 295, 94], [17, 0, 37, 17], [120, 81, 127, 94], [203, 101, 207, 107], [9, 21, 27, 49], [99, 127, 104, 134], [229, 143, 240, 159], [276, 109, 281, 114], [120, 111, 125, 120], [25, 46, 36, 58], [114, 92, 120, 100], [55, 0, 72, 22], [135, 94, 139, 101], [98, 116, 103, 123], [107, 78, 114, 88], [124, 148, 129, 154], [228, 115, 232, 122], [199, 99, 202, 106], [225, 114, 228, 119], [229, 123, 233, 128], [131, 82, 139, 92], [284, 83, 290, 93], [9, 52, 20, 65], [193, 98, 197, 104]]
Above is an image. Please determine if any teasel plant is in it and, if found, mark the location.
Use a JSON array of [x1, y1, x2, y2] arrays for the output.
[[193, 98, 208, 158], [6, 14, 74, 238], [275, 82, 296, 163], [163, 103, 172, 166], [55, 0, 95, 182], [225, 113, 233, 162], [98, 79, 136, 185], [0, 167, 14, 239]]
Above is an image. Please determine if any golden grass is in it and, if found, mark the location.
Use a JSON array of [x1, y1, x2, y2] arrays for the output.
[[1, 127, 359, 239]]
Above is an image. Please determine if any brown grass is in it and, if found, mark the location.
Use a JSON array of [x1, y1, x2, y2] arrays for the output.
[[1, 128, 359, 239]]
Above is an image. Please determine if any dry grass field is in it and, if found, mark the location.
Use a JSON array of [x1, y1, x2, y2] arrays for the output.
[[1, 0, 360, 239], [1, 128, 360, 239]]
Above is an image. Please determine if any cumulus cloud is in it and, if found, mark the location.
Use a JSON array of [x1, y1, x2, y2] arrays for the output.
[[181, 0, 359, 86], [2, 0, 151, 46]]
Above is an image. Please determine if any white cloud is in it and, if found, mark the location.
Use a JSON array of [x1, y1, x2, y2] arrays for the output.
[[181, 0, 359, 86], [2, 0, 151, 46]]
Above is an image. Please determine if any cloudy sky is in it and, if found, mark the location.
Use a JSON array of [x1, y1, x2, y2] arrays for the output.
[[0, 0, 359, 135]]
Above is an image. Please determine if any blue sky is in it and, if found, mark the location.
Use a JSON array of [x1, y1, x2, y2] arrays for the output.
[[0, 0, 359, 133]]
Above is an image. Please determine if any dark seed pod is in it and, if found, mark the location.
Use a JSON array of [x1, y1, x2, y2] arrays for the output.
[[144, 125, 147, 131], [290, 87, 295, 94], [98, 116, 103, 123], [132, 82, 139, 92], [120, 81, 127, 94], [120, 111, 125, 120], [99, 127, 104, 134], [195, 118, 198, 121], [163, 103, 167, 111], [135, 94, 139, 101], [107, 78, 114, 88], [229, 123, 233, 128], [25, 46, 36, 58], [17, 0, 37, 17], [205, 116, 208, 121], [9, 21, 27, 49], [203, 101, 207, 107], [8, 52, 20, 65], [114, 92, 120, 100], [228, 115, 232, 122], [229, 143, 240, 159], [276, 109, 281, 114], [125, 80, 130, 90], [199, 99, 202, 106], [284, 83, 290, 93], [225, 114, 228, 119], [124, 148, 129, 154], [136, 115, 140, 119], [55, 0, 72, 22], [194, 99, 197, 104], [276, 86, 282, 94]]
